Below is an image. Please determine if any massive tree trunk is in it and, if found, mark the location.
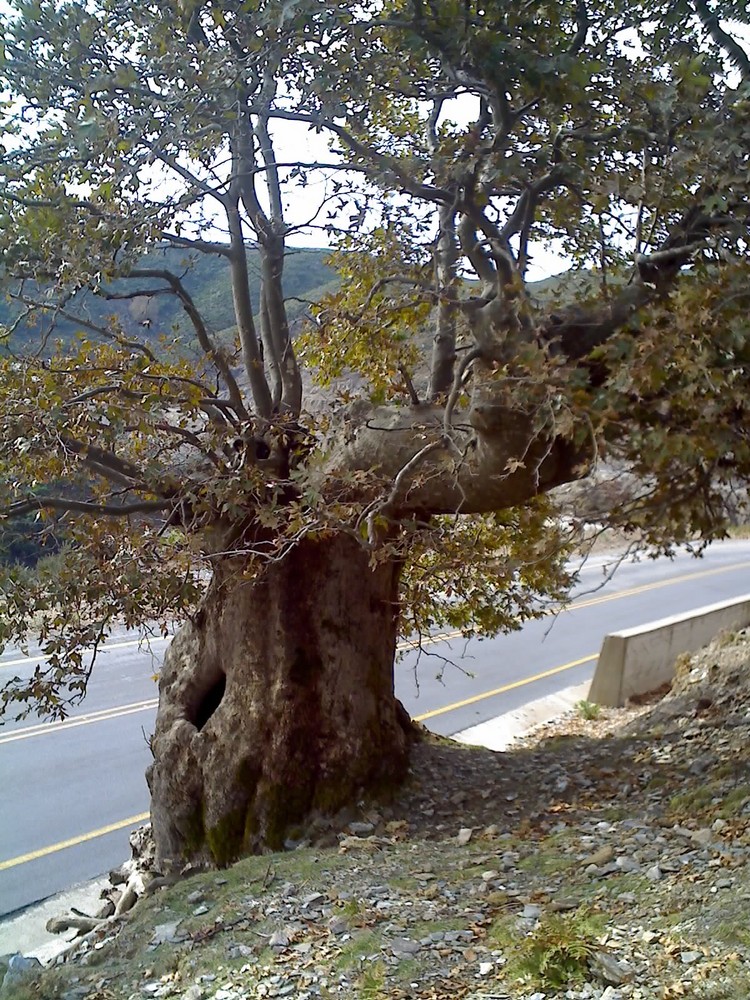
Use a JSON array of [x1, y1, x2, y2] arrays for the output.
[[147, 533, 411, 867]]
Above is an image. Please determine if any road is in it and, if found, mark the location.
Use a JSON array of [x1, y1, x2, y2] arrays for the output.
[[1, 539, 749, 918]]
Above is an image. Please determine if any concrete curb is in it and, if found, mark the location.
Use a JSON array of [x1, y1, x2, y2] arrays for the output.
[[453, 680, 591, 751], [588, 593, 750, 707], [0, 876, 110, 964]]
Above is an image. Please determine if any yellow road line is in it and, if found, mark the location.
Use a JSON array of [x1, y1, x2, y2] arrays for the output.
[[4, 558, 749, 745], [414, 653, 598, 722], [0, 699, 158, 746], [0, 813, 150, 872], [0, 651, 598, 870], [561, 559, 750, 613]]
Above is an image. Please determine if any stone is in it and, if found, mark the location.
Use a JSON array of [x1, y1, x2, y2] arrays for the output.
[[582, 844, 615, 867], [327, 916, 349, 935], [347, 822, 375, 836], [478, 961, 493, 976], [150, 921, 186, 946], [680, 950, 703, 964], [391, 938, 420, 957], [109, 865, 129, 886], [590, 951, 635, 985], [182, 987, 204, 1000], [457, 828, 473, 846], [2, 954, 43, 992], [615, 856, 640, 873], [269, 929, 290, 948], [691, 828, 714, 848], [545, 897, 576, 913]]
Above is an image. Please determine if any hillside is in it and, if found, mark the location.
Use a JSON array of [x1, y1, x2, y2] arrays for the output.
[[4, 628, 750, 999], [0, 247, 335, 349], [1, 245, 583, 355]]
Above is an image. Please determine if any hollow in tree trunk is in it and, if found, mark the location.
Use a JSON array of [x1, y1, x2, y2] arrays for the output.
[[146, 533, 413, 866]]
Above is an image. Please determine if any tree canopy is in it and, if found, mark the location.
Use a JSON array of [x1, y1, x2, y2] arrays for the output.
[[1, 0, 749, 722]]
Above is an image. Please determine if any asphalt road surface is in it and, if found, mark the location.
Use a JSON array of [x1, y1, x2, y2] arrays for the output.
[[2, 539, 749, 918]]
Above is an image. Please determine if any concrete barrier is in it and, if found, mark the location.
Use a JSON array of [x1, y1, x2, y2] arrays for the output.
[[588, 594, 750, 707]]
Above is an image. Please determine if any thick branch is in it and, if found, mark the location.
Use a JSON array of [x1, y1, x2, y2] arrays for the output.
[[322, 397, 582, 516], [61, 436, 146, 486], [692, 0, 750, 81], [225, 199, 273, 420], [542, 207, 741, 359], [429, 202, 460, 399], [161, 233, 234, 258]]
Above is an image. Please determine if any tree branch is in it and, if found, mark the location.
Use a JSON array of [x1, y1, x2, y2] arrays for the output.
[[265, 108, 454, 206], [128, 267, 248, 420], [692, 0, 750, 81], [568, 0, 590, 55], [3, 496, 172, 519]]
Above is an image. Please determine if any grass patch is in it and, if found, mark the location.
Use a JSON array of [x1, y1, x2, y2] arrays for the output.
[[717, 785, 750, 818], [576, 699, 602, 721], [354, 959, 388, 999], [497, 907, 607, 990], [517, 852, 577, 875], [334, 929, 382, 970], [668, 786, 716, 815]]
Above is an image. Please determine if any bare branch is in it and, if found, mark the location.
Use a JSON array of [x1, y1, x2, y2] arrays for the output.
[[154, 423, 223, 468], [10, 295, 159, 363], [365, 439, 446, 544], [692, 0, 750, 81], [265, 108, 454, 206], [444, 347, 482, 435], [152, 151, 229, 207], [568, 0, 590, 55], [398, 364, 422, 406], [160, 233, 234, 258], [128, 267, 248, 420], [4, 496, 172, 519]]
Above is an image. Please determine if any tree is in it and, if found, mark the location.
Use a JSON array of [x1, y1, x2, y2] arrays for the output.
[[0, 0, 748, 865]]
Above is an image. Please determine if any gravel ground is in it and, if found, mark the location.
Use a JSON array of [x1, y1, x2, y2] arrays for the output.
[[4, 628, 750, 1000]]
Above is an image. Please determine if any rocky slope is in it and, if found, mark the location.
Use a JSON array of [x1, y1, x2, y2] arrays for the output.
[[4, 628, 750, 1000]]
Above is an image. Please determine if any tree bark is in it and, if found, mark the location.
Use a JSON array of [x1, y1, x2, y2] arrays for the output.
[[321, 395, 586, 517], [147, 533, 412, 866]]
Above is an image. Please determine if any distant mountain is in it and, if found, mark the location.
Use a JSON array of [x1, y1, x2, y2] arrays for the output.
[[0, 245, 336, 350], [1, 239, 595, 356]]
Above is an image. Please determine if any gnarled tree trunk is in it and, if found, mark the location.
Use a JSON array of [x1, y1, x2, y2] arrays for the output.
[[147, 533, 412, 866]]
